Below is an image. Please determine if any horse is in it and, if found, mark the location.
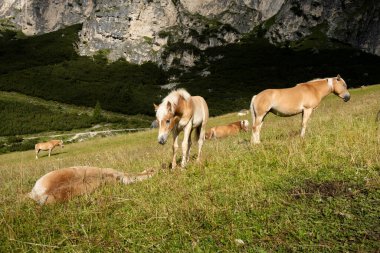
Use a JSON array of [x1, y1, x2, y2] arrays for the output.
[[250, 75, 350, 144], [205, 120, 249, 139], [35, 139, 64, 159], [154, 89, 209, 169], [28, 166, 155, 205]]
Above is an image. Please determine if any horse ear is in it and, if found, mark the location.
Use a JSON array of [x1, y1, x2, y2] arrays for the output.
[[166, 101, 172, 112], [153, 104, 159, 112], [337, 74, 341, 80]]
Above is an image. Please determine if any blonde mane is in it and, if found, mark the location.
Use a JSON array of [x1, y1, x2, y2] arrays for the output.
[[159, 88, 191, 113], [162, 88, 191, 104]]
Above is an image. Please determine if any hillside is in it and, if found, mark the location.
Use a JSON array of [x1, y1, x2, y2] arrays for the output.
[[0, 85, 379, 252], [0, 91, 152, 153], [1, 25, 380, 117]]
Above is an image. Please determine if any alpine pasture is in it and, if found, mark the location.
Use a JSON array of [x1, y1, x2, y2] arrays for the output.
[[0, 85, 379, 252]]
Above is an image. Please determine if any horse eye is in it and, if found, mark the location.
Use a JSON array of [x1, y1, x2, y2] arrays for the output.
[[166, 119, 170, 124]]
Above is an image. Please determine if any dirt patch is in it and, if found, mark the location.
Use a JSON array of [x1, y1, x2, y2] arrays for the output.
[[289, 180, 358, 199]]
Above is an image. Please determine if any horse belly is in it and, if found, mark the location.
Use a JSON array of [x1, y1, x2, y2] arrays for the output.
[[191, 97, 208, 127], [268, 88, 306, 116]]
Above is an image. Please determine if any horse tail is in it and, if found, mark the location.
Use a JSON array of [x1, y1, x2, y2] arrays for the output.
[[250, 95, 257, 126]]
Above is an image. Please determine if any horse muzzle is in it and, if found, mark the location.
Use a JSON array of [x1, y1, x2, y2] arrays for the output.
[[158, 135, 168, 145], [343, 94, 350, 102]]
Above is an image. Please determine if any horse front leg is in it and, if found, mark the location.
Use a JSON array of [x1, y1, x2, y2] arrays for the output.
[[171, 129, 179, 169], [181, 124, 192, 168], [300, 108, 313, 138], [35, 149, 40, 159]]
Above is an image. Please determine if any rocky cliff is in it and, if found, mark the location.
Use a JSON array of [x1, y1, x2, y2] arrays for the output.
[[1, 0, 379, 67]]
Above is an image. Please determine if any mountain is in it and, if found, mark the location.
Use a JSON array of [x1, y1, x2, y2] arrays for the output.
[[1, 0, 379, 69]]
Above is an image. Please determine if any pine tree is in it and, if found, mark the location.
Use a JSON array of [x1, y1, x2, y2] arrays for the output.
[[93, 101, 103, 122]]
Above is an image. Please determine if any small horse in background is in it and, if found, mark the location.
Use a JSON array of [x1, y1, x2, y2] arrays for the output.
[[250, 75, 350, 144], [154, 89, 209, 169], [28, 166, 155, 205], [206, 120, 249, 139], [35, 140, 64, 159]]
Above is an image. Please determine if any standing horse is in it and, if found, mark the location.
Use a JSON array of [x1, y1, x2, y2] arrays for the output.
[[154, 89, 209, 169], [205, 120, 249, 139], [35, 139, 64, 159], [250, 75, 350, 144]]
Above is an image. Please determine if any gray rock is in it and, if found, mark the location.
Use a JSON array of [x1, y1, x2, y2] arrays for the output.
[[1, 0, 379, 67]]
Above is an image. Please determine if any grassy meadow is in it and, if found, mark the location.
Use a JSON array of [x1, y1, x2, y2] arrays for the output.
[[0, 91, 152, 154], [0, 85, 379, 252]]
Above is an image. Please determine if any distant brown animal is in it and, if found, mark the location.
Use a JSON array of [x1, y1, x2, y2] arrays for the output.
[[35, 140, 64, 159], [28, 166, 155, 205], [206, 120, 249, 139], [154, 89, 209, 169], [250, 75, 350, 144]]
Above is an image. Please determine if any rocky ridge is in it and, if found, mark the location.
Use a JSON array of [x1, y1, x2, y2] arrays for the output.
[[1, 0, 379, 68]]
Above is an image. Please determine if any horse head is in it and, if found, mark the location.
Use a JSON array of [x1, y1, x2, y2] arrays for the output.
[[59, 140, 64, 148], [240, 120, 249, 132], [154, 101, 179, 145], [332, 74, 350, 102]]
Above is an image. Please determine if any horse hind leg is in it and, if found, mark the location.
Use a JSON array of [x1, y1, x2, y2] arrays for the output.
[[196, 125, 205, 163], [186, 129, 194, 163], [250, 97, 264, 144], [252, 116, 264, 144]]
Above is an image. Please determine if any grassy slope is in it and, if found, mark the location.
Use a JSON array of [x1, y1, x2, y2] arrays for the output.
[[0, 91, 152, 154], [0, 91, 152, 136], [0, 85, 379, 252]]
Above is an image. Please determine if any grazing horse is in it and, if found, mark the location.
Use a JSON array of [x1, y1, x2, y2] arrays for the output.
[[206, 120, 249, 139], [250, 75, 350, 144], [35, 139, 64, 159], [28, 166, 155, 205], [154, 89, 209, 169]]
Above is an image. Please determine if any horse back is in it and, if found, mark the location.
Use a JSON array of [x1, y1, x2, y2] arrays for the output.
[[30, 167, 121, 204]]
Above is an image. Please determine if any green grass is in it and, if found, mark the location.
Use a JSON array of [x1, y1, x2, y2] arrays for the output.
[[0, 85, 379, 252], [0, 91, 152, 153]]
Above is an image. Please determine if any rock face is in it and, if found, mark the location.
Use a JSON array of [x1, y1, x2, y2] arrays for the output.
[[266, 0, 380, 55], [77, 0, 286, 67], [1, 0, 379, 66], [0, 0, 94, 35]]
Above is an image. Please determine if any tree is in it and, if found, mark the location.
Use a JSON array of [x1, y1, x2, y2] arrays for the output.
[[93, 100, 103, 122]]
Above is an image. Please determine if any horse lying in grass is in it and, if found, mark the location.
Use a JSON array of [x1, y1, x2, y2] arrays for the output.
[[35, 140, 64, 159], [154, 89, 209, 169], [205, 120, 249, 140], [28, 166, 155, 205], [250, 75, 350, 144]]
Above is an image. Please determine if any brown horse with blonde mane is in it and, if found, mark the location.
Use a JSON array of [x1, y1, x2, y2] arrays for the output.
[[35, 139, 64, 159], [206, 120, 249, 139], [154, 89, 209, 169], [250, 75, 350, 144], [28, 166, 155, 205]]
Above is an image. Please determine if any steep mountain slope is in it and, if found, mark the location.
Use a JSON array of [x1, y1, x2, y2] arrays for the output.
[[1, 0, 379, 68]]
